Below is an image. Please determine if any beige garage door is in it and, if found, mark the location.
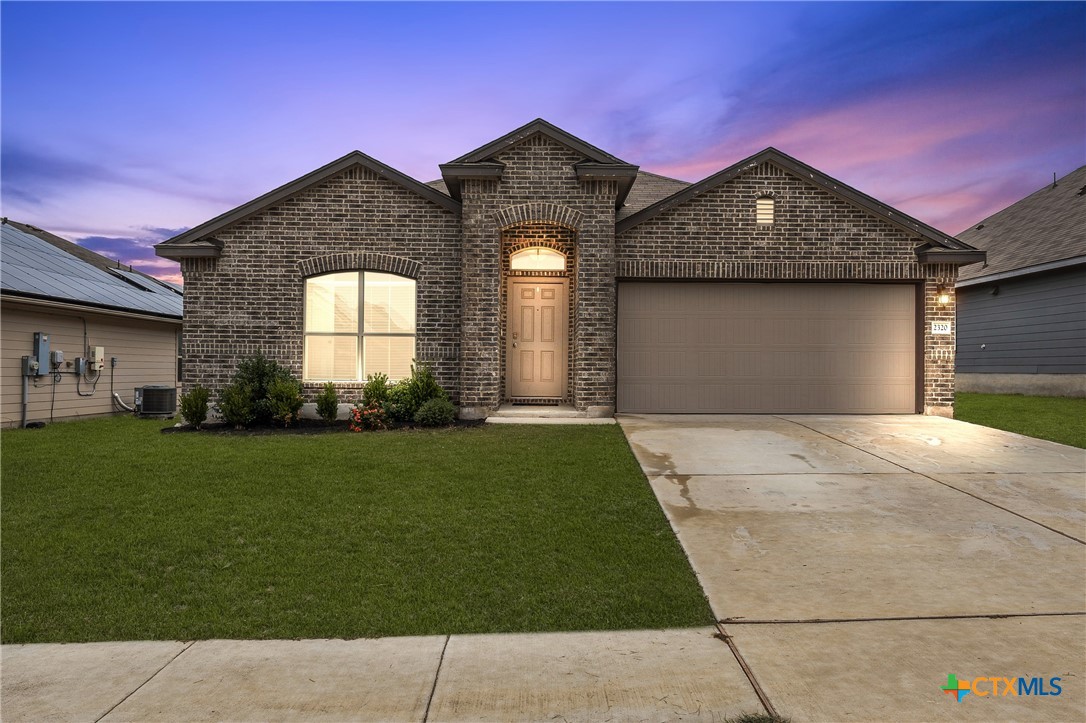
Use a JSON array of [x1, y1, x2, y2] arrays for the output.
[[617, 282, 917, 413]]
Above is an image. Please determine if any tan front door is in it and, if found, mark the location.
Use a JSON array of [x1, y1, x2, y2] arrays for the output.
[[508, 280, 567, 399]]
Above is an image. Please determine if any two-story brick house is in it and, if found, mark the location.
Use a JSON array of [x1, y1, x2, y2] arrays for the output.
[[155, 119, 984, 418]]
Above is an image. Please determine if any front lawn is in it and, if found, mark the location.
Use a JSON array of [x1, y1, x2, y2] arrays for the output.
[[1, 417, 712, 644], [955, 392, 1086, 448]]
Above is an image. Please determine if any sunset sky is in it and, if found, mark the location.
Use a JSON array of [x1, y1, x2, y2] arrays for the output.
[[2, 1, 1083, 285]]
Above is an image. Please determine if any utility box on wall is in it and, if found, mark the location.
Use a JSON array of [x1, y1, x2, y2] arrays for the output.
[[32, 332, 49, 373]]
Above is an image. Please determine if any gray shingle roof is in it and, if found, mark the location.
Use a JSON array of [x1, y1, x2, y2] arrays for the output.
[[1, 219, 183, 319], [957, 165, 1086, 282], [617, 171, 691, 221]]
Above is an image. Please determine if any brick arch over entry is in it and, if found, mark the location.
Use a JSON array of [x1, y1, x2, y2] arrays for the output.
[[296, 252, 421, 279], [506, 238, 571, 256], [494, 203, 583, 231]]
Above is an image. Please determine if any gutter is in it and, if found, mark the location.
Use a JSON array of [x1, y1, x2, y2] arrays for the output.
[[2, 293, 183, 324], [955, 255, 1086, 288]]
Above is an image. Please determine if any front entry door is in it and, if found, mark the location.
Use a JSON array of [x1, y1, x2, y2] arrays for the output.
[[508, 280, 567, 399]]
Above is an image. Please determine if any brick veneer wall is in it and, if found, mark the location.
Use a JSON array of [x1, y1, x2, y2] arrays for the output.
[[458, 134, 619, 417], [180, 165, 462, 402], [617, 161, 959, 415]]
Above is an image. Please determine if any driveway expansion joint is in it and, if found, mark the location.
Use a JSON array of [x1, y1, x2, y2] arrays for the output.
[[714, 622, 779, 719], [422, 634, 450, 723], [95, 640, 194, 722], [778, 416, 1086, 545]]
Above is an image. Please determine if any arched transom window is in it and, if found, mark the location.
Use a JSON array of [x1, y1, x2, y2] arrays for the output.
[[510, 247, 566, 271], [304, 271, 416, 381]]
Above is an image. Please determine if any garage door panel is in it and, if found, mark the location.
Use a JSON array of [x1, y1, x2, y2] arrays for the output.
[[617, 283, 916, 414]]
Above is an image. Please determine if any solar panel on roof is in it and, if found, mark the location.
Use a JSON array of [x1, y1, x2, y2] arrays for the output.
[[0, 223, 182, 318]]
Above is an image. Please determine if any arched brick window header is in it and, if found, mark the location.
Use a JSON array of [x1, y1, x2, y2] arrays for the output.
[[297, 252, 421, 279], [494, 202, 583, 231]]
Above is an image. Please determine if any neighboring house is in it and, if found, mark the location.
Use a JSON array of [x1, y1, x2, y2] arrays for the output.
[[156, 119, 983, 418], [955, 166, 1086, 397], [1, 219, 183, 427]]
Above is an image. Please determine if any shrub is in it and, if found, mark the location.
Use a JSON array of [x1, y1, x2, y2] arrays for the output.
[[268, 377, 304, 427], [414, 397, 457, 427], [316, 382, 339, 424], [403, 363, 447, 409], [384, 381, 417, 423], [349, 402, 389, 431], [362, 372, 390, 408], [233, 353, 291, 425], [218, 382, 255, 429], [179, 385, 210, 429]]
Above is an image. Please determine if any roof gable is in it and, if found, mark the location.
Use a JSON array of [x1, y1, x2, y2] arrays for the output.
[[448, 118, 629, 165], [957, 164, 1086, 283], [439, 119, 640, 207], [156, 151, 459, 258], [616, 148, 978, 257]]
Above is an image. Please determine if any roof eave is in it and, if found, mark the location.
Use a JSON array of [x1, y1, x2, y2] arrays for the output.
[[1, 290, 183, 322], [915, 248, 987, 266], [437, 162, 506, 202], [575, 162, 640, 208], [956, 254, 1086, 288], [155, 238, 224, 261], [155, 151, 459, 250]]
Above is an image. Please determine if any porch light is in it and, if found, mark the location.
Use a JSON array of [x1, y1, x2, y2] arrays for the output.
[[936, 285, 950, 305]]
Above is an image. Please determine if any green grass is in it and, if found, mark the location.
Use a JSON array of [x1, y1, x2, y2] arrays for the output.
[[1, 417, 712, 644], [955, 393, 1086, 448]]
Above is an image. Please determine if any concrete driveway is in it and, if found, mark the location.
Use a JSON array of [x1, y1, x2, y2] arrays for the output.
[[619, 414, 1086, 722]]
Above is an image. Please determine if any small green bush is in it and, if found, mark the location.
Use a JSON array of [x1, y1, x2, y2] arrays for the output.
[[179, 385, 210, 429], [233, 353, 291, 425], [362, 372, 390, 408], [384, 381, 417, 423], [404, 363, 447, 409], [316, 382, 339, 424], [218, 383, 254, 429], [414, 397, 457, 427], [268, 377, 304, 427]]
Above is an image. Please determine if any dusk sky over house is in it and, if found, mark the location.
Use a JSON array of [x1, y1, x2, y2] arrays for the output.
[[2, 1, 1083, 286]]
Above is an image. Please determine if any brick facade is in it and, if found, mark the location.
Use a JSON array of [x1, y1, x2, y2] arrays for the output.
[[458, 135, 618, 418], [167, 124, 973, 418], [179, 165, 461, 400], [616, 161, 960, 414]]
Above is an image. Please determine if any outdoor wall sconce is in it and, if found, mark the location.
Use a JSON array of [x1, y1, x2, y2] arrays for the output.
[[936, 285, 951, 305]]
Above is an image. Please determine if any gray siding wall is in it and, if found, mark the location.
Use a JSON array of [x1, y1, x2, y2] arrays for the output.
[[956, 266, 1086, 374]]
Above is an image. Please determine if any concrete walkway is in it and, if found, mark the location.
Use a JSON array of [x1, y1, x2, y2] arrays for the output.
[[620, 414, 1086, 722], [1, 628, 763, 722]]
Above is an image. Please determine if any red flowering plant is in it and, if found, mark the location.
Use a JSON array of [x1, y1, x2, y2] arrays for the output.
[[348, 401, 389, 431]]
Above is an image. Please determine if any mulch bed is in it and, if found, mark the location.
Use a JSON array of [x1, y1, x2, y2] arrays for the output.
[[161, 417, 484, 435]]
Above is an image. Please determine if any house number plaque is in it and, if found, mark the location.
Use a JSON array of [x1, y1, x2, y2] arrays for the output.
[[931, 322, 952, 335]]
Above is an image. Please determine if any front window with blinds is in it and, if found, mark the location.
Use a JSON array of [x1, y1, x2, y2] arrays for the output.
[[304, 271, 416, 382]]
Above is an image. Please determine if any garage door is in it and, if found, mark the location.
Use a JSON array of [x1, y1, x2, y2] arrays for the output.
[[617, 282, 916, 413]]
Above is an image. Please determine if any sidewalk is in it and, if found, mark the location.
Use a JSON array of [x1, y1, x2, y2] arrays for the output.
[[1, 627, 765, 722]]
